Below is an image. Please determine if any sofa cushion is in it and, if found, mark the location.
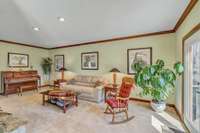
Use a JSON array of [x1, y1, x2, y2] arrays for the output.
[[63, 84, 94, 94], [73, 75, 104, 84], [90, 76, 100, 83], [74, 75, 92, 82], [67, 79, 76, 84], [67, 75, 106, 89], [92, 77, 106, 84], [72, 81, 95, 87]]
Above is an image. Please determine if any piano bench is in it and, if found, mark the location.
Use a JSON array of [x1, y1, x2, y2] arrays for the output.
[[18, 85, 38, 96]]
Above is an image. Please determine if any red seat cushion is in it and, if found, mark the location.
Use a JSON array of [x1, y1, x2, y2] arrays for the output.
[[106, 98, 127, 108]]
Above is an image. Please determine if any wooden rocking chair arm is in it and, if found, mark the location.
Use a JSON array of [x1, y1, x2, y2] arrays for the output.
[[116, 97, 129, 101]]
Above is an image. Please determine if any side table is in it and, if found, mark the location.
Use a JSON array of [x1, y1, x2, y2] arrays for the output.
[[54, 79, 67, 88], [104, 84, 120, 102]]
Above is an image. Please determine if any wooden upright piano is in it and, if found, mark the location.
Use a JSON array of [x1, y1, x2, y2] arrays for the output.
[[1, 70, 41, 95]]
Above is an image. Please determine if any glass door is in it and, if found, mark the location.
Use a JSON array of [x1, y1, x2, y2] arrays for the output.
[[184, 30, 200, 133]]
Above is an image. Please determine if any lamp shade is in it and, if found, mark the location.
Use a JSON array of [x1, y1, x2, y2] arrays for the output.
[[109, 68, 120, 73]]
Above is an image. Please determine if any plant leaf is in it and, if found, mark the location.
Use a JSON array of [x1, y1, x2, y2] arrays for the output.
[[174, 62, 184, 75]]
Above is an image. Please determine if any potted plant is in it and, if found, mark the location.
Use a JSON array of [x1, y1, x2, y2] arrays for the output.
[[41, 57, 53, 80], [133, 59, 183, 112]]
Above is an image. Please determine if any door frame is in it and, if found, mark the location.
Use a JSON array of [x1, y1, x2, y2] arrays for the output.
[[182, 23, 200, 131]]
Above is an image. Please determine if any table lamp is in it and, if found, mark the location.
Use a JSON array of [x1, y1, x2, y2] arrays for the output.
[[109, 68, 120, 87], [59, 67, 67, 80]]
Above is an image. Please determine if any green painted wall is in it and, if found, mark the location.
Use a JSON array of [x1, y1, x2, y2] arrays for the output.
[[175, 0, 200, 113], [0, 42, 50, 93], [50, 33, 177, 104]]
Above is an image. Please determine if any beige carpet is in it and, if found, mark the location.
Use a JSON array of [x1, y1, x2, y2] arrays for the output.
[[0, 90, 186, 133]]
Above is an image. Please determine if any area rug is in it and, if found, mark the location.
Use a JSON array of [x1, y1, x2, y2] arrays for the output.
[[0, 91, 186, 133]]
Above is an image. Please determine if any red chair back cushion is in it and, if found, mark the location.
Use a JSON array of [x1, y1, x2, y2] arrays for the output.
[[119, 82, 133, 98]]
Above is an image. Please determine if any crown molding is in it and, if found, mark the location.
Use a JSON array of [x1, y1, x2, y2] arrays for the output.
[[51, 30, 175, 49], [0, 40, 49, 50], [183, 22, 200, 42], [173, 0, 198, 31]]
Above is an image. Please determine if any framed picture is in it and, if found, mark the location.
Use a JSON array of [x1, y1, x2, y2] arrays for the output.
[[54, 55, 65, 71], [81, 52, 99, 70], [127, 47, 152, 74], [8, 53, 29, 67]]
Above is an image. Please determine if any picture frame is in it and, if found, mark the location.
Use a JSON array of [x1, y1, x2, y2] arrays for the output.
[[127, 47, 152, 74], [54, 55, 65, 71], [81, 52, 99, 70], [8, 53, 29, 67]]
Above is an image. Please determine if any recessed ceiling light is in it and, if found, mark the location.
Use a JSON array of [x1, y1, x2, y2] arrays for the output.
[[33, 27, 40, 31], [58, 17, 65, 22]]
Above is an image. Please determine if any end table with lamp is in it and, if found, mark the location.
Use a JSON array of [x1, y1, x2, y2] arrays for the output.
[[104, 68, 121, 102], [54, 79, 68, 87], [54, 67, 68, 87], [109, 68, 120, 87], [104, 84, 120, 102]]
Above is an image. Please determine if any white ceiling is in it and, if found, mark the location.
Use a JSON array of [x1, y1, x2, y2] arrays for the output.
[[0, 0, 190, 48]]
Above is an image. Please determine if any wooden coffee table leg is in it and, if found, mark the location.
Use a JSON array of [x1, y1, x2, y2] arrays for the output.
[[42, 94, 45, 105], [63, 100, 66, 113], [75, 95, 78, 107]]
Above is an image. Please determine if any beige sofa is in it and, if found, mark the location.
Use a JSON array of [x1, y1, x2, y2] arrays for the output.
[[60, 75, 105, 103]]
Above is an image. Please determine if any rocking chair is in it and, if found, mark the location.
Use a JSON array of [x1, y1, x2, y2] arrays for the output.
[[105, 77, 135, 122]]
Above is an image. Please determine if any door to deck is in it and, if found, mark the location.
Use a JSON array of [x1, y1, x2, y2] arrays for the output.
[[184, 28, 200, 133]]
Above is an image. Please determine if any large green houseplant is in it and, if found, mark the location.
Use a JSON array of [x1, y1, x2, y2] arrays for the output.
[[133, 59, 183, 112], [41, 58, 53, 80]]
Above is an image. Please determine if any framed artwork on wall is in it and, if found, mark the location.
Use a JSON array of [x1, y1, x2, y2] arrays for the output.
[[81, 52, 99, 70], [127, 47, 152, 74], [8, 53, 29, 67], [54, 55, 65, 71]]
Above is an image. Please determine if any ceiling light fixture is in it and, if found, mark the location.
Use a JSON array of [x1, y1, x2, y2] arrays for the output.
[[58, 17, 65, 22], [33, 27, 40, 31]]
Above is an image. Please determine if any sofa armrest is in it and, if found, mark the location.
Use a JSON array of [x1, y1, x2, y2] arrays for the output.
[[93, 85, 104, 102], [95, 85, 104, 90]]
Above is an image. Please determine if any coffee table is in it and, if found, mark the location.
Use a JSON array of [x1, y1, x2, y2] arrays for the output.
[[40, 89, 79, 113]]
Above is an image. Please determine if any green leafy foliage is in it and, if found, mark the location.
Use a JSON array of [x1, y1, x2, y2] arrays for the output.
[[133, 59, 183, 102], [41, 57, 53, 74], [174, 62, 184, 75], [132, 60, 146, 72]]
